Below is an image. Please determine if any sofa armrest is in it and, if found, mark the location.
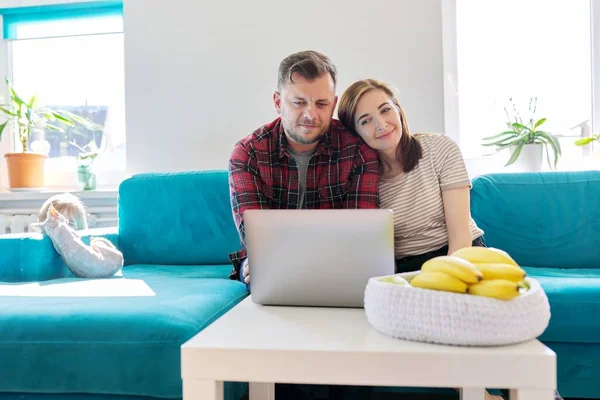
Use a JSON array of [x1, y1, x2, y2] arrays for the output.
[[0, 227, 120, 283]]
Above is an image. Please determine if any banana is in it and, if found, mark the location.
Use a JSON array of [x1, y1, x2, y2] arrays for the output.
[[474, 263, 526, 282], [467, 279, 520, 300], [421, 256, 482, 284], [452, 247, 519, 267], [410, 271, 468, 293]]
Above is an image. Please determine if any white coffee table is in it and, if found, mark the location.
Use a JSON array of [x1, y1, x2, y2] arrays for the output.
[[181, 298, 556, 400]]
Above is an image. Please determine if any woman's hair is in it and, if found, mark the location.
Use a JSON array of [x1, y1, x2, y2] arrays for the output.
[[338, 79, 422, 173], [38, 193, 89, 230]]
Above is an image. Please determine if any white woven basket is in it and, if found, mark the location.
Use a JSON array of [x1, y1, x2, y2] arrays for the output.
[[364, 271, 551, 346]]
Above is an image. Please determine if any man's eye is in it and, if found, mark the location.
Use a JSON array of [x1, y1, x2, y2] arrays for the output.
[[293, 101, 304, 106]]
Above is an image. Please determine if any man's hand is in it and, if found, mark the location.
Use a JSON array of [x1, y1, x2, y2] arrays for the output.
[[242, 259, 250, 284]]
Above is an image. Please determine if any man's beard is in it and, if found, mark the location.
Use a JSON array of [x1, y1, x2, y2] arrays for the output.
[[283, 119, 329, 145]]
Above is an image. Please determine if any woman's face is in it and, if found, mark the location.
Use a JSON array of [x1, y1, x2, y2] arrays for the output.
[[353, 89, 402, 152]]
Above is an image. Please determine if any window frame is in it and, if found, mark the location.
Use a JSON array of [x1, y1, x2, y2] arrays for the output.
[[0, 0, 126, 190]]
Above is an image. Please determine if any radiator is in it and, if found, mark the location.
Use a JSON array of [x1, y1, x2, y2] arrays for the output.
[[0, 207, 118, 235]]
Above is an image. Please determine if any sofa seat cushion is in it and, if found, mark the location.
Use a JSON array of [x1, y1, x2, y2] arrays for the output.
[[0, 265, 248, 399], [524, 267, 600, 343]]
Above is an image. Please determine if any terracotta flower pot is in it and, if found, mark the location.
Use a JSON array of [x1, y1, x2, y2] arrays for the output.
[[4, 152, 47, 189]]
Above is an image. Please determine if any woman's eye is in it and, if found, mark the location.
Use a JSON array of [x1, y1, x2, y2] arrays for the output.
[[382, 107, 391, 113]]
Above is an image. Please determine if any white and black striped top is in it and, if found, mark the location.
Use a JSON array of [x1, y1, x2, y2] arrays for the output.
[[379, 133, 484, 259]]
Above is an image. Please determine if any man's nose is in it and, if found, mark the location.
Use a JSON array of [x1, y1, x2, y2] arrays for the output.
[[303, 105, 318, 121]]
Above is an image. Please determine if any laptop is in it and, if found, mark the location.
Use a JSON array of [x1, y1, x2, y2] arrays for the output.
[[244, 209, 395, 308]]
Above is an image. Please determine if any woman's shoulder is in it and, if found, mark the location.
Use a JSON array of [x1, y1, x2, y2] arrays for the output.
[[414, 132, 460, 151], [415, 132, 454, 142]]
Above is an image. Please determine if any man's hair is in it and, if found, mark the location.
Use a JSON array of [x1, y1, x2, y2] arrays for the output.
[[277, 50, 337, 91]]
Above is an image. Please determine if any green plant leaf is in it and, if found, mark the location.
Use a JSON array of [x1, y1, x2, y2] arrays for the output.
[[0, 105, 16, 117], [0, 120, 7, 140], [8, 83, 26, 107], [51, 112, 75, 126], [482, 131, 519, 141], [541, 142, 553, 171], [536, 132, 560, 168], [574, 137, 597, 146], [537, 131, 561, 156], [28, 93, 38, 109], [533, 118, 547, 130], [505, 142, 525, 166], [512, 122, 530, 132], [43, 123, 63, 131]]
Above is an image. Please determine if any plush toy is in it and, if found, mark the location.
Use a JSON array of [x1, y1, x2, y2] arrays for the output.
[[34, 194, 123, 279]]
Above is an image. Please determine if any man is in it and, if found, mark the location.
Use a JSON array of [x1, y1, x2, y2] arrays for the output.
[[228, 50, 380, 285]]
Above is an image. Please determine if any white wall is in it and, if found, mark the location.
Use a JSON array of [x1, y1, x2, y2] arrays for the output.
[[123, 0, 445, 175]]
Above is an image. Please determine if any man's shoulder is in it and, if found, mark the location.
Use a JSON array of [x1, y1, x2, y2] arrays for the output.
[[329, 119, 377, 158], [235, 118, 280, 149]]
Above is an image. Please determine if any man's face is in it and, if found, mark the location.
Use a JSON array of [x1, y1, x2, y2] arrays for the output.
[[273, 72, 337, 152]]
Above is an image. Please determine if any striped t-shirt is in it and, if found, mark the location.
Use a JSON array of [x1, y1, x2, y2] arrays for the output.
[[379, 133, 484, 259]]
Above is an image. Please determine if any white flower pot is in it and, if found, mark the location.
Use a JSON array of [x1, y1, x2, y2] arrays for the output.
[[509, 143, 544, 172]]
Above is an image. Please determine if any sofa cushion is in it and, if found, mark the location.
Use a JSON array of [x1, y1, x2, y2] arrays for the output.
[[118, 171, 241, 266], [471, 171, 600, 268], [0, 265, 248, 398], [524, 267, 600, 343]]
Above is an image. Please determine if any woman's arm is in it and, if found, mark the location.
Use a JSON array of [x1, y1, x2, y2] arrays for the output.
[[442, 186, 473, 255]]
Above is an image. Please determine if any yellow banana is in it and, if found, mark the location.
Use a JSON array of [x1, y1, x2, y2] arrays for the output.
[[452, 246, 519, 267], [467, 279, 520, 300], [421, 256, 482, 284], [410, 271, 468, 293], [474, 263, 526, 282]]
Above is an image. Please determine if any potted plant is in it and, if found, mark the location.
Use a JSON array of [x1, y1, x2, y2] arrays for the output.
[[482, 97, 562, 171], [0, 78, 94, 189]]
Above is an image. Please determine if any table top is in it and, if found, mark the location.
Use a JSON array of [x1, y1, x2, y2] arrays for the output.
[[181, 298, 556, 388]]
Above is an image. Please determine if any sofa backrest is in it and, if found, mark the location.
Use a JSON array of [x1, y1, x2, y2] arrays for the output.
[[0, 228, 119, 282], [118, 170, 240, 265], [470, 171, 600, 268]]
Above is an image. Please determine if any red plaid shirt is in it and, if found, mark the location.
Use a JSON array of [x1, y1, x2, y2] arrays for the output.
[[228, 117, 380, 280]]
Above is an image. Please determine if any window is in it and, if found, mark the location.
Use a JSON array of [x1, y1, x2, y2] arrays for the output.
[[0, 1, 125, 187], [444, 0, 596, 163]]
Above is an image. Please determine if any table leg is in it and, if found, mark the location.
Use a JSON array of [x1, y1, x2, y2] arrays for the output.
[[509, 389, 554, 400], [249, 382, 275, 400], [183, 379, 223, 400], [460, 387, 486, 400]]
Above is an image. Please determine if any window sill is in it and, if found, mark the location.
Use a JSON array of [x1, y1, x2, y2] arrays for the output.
[[0, 187, 118, 201], [465, 152, 600, 177]]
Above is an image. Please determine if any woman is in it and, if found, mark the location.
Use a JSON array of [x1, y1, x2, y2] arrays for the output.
[[338, 78, 485, 273], [338, 79, 563, 400]]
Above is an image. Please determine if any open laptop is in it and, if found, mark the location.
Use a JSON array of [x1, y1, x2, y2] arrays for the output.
[[244, 209, 395, 308]]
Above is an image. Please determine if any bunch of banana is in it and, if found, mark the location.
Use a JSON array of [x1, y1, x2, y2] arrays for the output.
[[452, 247, 528, 300], [410, 256, 481, 294], [408, 247, 530, 301]]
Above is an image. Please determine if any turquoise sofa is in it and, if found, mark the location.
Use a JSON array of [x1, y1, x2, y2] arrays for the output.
[[470, 171, 600, 399], [0, 171, 249, 400], [0, 170, 598, 399]]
